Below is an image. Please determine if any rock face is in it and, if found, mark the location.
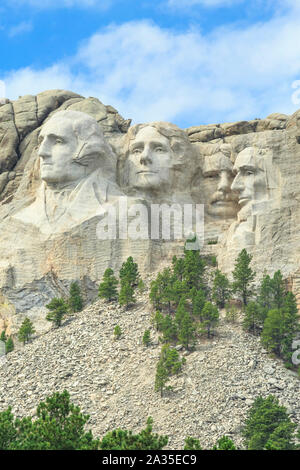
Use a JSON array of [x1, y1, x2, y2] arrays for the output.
[[0, 89, 299, 332]]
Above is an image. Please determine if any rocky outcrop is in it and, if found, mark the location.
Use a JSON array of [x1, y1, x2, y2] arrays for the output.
[[0, 89, 299, 332]]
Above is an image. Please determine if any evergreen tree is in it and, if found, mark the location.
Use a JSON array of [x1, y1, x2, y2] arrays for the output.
[[119, 256, 139, 288], [183, 237, 205, 291], [17, 318, 35, 345], [119, 281, 136, 309], [177, 311, 196, 350], [100, 417, 168, 450], [5, 336, 14, 354], [142, 329, 151, 347], [243, 301, 264, 336], [183, 437, 202, 450], [152, 311, 165, 332], [68, 281, 83, 312], [172, 255, 185, 281], [201, 302, 219, 338], [257, 273, 274, 314], [0, 331, 7, 343], [170, 280, 189, 311], [212, 270, 231, 308], [261, 293, 299, 361], [242, 395, 297, 450], [192, 289, 206, 321], [98, 268, 118, 302], [161, 315, 178, 344], [0, 390, 99, 450], [271, 270, 286, 309], [175, 297, 189, 330], [113, 325, 122, 340], [149, 269, 174, 312], [232, 249, 255, 306], [46, 298, 68, 328], [154, 345, 184, 397], [212, 436, 236, 450], [137, 279, 146, 293]]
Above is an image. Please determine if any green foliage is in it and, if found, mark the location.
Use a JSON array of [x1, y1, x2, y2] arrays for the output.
[[0, 330, 7, 343], [155, 344, 184, 397], [212, 435, 236, 450], [137, 279, 146, 293], [201, 302, 219, 338], [17, 318, 35, 345], [119, 281, 136, 309], [119, 256, 140, 288], [261, 293, 299, 361], [172, 255, 185, 281], [0, 391, 99, 450], [225, 304, 239, 323], [183, 241, 205, 291], [98, 268, 119, 302], [114, 325, 122, 340], [232, 249, 255, 305], [242, 395, 297, 450], [153, 311, 165, 332], [5, 336, 14, 354], [184, 436, 202, 450], [100, 417, 168, 450], [46, 298, 68, 327], [177, 311, 196, 350], [142, 329, 151, 347], [192, 289, 206, 321], [212, 270, 231, 308], [243, 301, 264, 336], [161, 314, 178, 344], [68, 281, 83, 313]]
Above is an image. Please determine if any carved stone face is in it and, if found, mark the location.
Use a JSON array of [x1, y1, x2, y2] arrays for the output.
[[126, 126, 174, 192], [231, 148, 268, 212], [38, 118, 86, 185], [202, 153, 238, 218]]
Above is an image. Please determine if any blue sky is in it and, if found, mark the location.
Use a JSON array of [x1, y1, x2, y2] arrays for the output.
[[1, 0, 300, 127]]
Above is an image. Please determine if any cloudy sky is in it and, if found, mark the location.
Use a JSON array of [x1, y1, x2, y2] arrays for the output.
[[1, 0, 300, 127]]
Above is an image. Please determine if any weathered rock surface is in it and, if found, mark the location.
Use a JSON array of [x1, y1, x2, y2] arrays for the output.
[[0, 283, 299, 450], [0, 89, 299, 331]]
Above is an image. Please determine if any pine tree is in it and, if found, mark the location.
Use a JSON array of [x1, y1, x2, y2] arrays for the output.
[[242, 395, 297, 450], [243, 301, 264, 335], [261, 293, 299, 362], [177, 311, 196, 350], [142, 329, 151, 347], [192, 289, 206, 321], [119, 256, 139, 288], [271, 270, 286, 309], [114, 325, 122, 340], [46, 298, 68, 328], [119, 281, 136, 309], [161, 315, 178, 344], [201, 302, 219, 338], [98, 268, 118, 302], [17, 318, 35, 345], [183, 242, 205, 291], [212, 436, 236, 450], [5, 337, 14, 354], [232, 249, 255, 306], [172, 255, 185, 281], [154, 345, 184, 397], [212, 270, 231, 308], [257, 273, 274, 314], [68, 281, 83, 312], [183, 437, 202, 450], [0, 331, 7, 343]]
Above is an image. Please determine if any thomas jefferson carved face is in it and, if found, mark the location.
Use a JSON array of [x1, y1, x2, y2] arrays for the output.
[[126, 126, 175, 192], [38, 118, 87, 185], [202, 152, 238, 218], [231, 148, 268, 212]]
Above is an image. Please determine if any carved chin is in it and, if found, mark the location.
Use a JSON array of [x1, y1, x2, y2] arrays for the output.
[[207, 202, 238, 218]]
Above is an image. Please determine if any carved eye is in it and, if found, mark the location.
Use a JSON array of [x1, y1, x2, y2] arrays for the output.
[[56, 138, 64, 144], [246, 170, 254, 176], [132, 148, 142, 155], [155, 147, 164, 153]]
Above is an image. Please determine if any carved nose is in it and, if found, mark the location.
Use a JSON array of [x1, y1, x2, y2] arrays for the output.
[[140, 147, 152, 165], [38, 140, 51, 159], [231, 174, 242, 192], [218, 172, 230, 192]]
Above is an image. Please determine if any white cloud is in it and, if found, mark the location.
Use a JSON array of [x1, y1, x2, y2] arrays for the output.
[[8, 21, 33, 37], [3, 8, 300, 127]]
